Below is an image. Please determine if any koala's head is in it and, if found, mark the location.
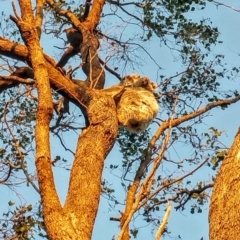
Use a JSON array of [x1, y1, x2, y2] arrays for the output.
[[121, 74, 158, 92], [121, 74, 141, 86]]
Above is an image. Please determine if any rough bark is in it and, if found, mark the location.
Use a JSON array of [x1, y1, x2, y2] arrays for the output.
[[209, 128, 240, 240], [64, 92, 118, 239], [3, 1, 240, 239], [0, 0, 116, 239], [47, 0, 106, 89], [0, 38, 89, 108], [11, 1, 67, 239]]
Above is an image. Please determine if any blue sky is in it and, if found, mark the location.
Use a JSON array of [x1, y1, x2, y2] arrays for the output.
[[1, 1, 240, 240]]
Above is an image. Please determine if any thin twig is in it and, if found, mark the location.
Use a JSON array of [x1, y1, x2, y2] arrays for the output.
[[138, 157, 210, 209], [212, 1, 240, 12]]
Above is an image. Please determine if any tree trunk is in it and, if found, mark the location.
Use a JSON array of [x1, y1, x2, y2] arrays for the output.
[[64, 91, 119, 239], [209, 128, 240, 240]]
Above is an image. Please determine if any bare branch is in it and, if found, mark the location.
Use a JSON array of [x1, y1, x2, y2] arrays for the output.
[[0, 163, 12, 184], [0, 75, 34, 94], [107, 0, 149, 8], [52, 131, 75, 156], [0, 38, 89, 108], [80, 0, 92, 21], [118, 4, 144, 25], [174, 183, 213, 211], [144, 94, 240, 177], [97, 30, 162, 70], [99, 57, 122, 80], [35, 0, 46, 37], [11, 66, 34, 79], [11, 1, 21, 20], [146, 183, 213, 209], [155, 201, 172, 240], [110, 216, 121, 222], [3, 97, 40, 193], [0, 75, 34, 84], [138, 158, 210, 209], [212, 1, 240, 12]]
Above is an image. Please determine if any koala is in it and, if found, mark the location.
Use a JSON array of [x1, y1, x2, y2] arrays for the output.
[[120, 74, 158, 92], [117, 74, 159, 133]]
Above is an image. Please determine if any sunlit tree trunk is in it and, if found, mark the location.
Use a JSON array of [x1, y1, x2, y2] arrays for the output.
[[209, 128, 240, 240]]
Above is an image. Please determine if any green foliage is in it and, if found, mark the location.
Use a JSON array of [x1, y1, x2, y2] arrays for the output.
[[0, 203, 46, 239], [0, 0, 239, 239], [130, 228, 139, 238], [210, 150, 228, 170], [142, 0, 216, 48], [0, 11, 21, 41], [0, 87, 36, 171], [117, 128, 150, 156], [117, 128, 150, 170]]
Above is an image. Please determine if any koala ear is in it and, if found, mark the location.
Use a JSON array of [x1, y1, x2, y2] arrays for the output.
[[129, 73, 140, 81], [121, 75, 131, 82], [136, 74, 141, 79], [151, 82, 158, 91], [140, 77, 150, 86]]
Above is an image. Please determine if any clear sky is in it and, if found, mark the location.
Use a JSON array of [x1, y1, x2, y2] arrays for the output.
[[1, 1, 240, 240]]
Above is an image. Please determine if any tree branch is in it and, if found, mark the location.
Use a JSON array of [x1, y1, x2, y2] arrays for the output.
[[35, 0, 46, 37], [138, 157, 210, 209], [0, 75, 34, 93], [107, 0, 148, 8], [118, 95, 240, 239], [155, 201, 172, 240], [96, 30, 162, 70], [143, 95, 240, 180], [0, 38, 89, 107], [174, 183, 213, 211], [46, 0, 106, 89], [12, 1, 67, 238], [0, 163, 12, 184], [80, 0, 92, 21], [212, 1, 240, 12], [99, 57, 121, 80]]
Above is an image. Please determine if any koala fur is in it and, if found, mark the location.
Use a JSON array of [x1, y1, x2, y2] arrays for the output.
[[117, 74, 159, 133], [120, 74, 158, 92]]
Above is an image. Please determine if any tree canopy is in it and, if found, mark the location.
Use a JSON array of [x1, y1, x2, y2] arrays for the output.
[[0, 0, 240, 239]]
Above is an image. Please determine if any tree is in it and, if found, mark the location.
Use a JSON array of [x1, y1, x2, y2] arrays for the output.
[[209, 128, 240, 240], [208, 2, 240, 240], [0, 0, 239, 239]]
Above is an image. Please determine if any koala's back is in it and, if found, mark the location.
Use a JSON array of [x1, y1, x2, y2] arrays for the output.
[[117, 88, 159, 133]]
